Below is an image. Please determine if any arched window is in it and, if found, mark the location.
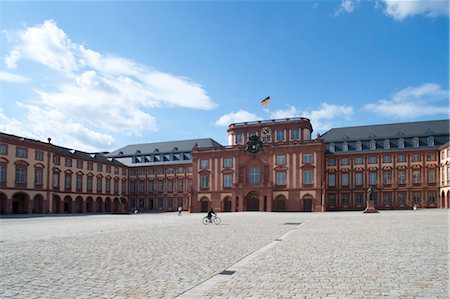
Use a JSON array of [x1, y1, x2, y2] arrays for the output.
[[370, 140, 376, 150], [328, 143, 335, 153], [249, 167, 260, 185], [398, 138, 405, 148], [384, 139, 390, 149], [412, 137, 419, 148], [427, 136, 434, 146]]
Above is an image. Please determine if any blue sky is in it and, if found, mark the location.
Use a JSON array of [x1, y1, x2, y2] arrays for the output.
[[0, 0, 448, 152]]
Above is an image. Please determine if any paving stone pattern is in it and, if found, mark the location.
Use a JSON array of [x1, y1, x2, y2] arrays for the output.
[[0, 210, 448, 298]]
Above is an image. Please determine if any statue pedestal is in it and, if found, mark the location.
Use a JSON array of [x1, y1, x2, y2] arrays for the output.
[[363, 200, 379, 213]]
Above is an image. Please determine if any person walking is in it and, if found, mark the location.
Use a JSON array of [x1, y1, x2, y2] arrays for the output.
[[178, 206, 182, 216]]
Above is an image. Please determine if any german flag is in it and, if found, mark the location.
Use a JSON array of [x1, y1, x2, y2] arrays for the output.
[[260, 96, 270, 106]]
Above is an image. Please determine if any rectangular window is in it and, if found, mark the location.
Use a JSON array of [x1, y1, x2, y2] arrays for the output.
[[122, 180, 126, 194], [355, 172, 363, 186], [235, 133, 243, 144], [87, 176, 93, 192], [97, 163, 103, 172], [35, 168, 43, 186], [413, 192, 421, 204], [177, 198, 183, 209], [428, 192, 436, 204], [158, 180, 164, 192], [139, 180, 145, 193], [167, 180, 174, 192], [16, 147, 27, 158], [77, 160, 83, 169], [53, 156, 60, 165], [276, 155, 286, 165], [383, 171, 392, 185], [427, 169, 435, 183], [328, 194, 336, 206], [276, 171, 286, 185], [130, 181, 136, 193], [16, 167, 27, 184], [276, 130, 285, 141], [53, 172, 60, 188], [177, 167, 185, 173], [398, 192, 406, 204], [342, 193, 349, 205], [412, 170, 421, 184], [249, 167, 260, 185], [0, 144, 7, 154], [148, 180, 154, 193], [65, 158, 72, 167], [369, 172, 377, 185], [397, 155, 406, 163], [158, 197, 164, 209], [327, 159, 336, 166], [383, 192, 392, 205], [341, 158, 349, 165], [87, 161, 93, 170], [328, 174, 336, 187], [368, 156, 377, 164], [291, 129, 299, 140], [200, 159, 209, 169], [382, 155, 392, 163], [398, 170, 406, 184], [167, 197, 174, 209], [97, 177, 102, 192], [303, 154, 313, 163], [167, 168, 174, 174], [106, 165, 111, 173], [354, 157, 363, 165], [177, 179, 184, 192], [412, 154, 421, 162], [427, 154, 436, 161], [113, 179, 118, 193], [76, 175, 83, 192], [356, 193, 364, 206], [65, 173, 72, 190], [35, 150, 44, 161], [223, 158, 233, 168], [341, 173, 349, 186], [223, 174, 232, 188], [0, 164, 6, 183], [200, 175, 209, 188], [303, 170, 313, 185]]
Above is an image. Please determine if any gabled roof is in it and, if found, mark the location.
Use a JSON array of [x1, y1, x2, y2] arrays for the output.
[[106, 138, 223, 157], [321, 119, 449, 142]]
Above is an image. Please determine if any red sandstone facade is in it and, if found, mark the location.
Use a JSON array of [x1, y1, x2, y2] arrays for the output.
[[1, 118, 449, 215]]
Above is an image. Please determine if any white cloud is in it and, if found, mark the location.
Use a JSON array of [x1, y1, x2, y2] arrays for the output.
[[303, 103, 354, 133], [0, 71, 30, 83], [270, 106, 299, 119], [2, 20, 216, 151], [215, 110, 259, 126], [335, 0, 357, 16], [363, 83, 449, 118], [380, 0, 449, 20]]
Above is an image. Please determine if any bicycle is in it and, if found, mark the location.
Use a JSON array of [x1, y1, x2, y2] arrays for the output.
[[202, 214, 221, 225]]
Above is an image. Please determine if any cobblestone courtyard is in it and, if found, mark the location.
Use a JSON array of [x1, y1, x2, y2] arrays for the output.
[[1, 210, 449, 298]]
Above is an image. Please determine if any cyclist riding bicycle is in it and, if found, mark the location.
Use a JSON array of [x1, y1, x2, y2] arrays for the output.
[[206, 208, 216, 223]]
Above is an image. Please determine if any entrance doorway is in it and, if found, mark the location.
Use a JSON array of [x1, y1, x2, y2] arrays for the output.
[[303, 196, 313, 212], [245, 191, 259, 211], [223, 196, 232, 212], [200, 197, 209, 212]]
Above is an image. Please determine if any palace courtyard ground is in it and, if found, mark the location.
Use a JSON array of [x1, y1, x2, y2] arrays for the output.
[[0, 209, 448, 298]]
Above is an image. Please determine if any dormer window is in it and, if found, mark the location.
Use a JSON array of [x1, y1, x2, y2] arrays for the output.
[[328, 143, 335, 153], [342, 142, 348, 152], [426, 136, 434, 146], [356, 141, 362, 151], [412, 137, 419, 148], [384, 139, 390, 149], [370, 140, 376, 150], [398, 138, 405, 148]]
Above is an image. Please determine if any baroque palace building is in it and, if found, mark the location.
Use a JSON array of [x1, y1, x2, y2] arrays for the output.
[[0, 118, 449, 214]]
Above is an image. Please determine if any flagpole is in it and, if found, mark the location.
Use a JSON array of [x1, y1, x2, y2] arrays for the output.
[[268, 102, 271, 119]]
